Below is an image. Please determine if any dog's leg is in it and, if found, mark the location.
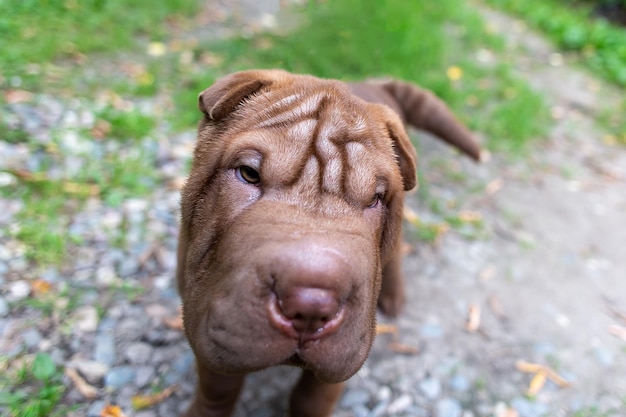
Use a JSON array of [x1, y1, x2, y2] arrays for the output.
[[289, 370, 344, 417], [378, 250, 406, 317], [181, 362, 245, 417]]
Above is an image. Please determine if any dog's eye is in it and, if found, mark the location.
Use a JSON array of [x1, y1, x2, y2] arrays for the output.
[[236, 165, 261, 185], [367, 193, 383, 209]]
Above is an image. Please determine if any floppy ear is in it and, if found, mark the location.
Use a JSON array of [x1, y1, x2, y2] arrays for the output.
[[386, 116, 417, 191], [198, 70, 273, 121]]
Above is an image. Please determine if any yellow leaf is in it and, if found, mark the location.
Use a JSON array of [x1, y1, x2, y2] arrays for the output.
[[31, 279, 52, 296], [466, 303, 481, 333], [132, 385, 178, 410], [402, 207, 420, 226], [446, 66, 463, 81], [65, 368, 98, 399], [100, 404, 127, 417], [147, 42, 167, 57], [527, 371, 546, 397]]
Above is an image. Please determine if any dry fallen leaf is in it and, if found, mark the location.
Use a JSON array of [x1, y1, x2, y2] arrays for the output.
[[527, 371, 547, 396], [515, 360, 570, 396], [488, 295, 508, 319], [132, 385, 178, 410], [479, 265, 497, 282], [403, 207, 420, 225], [100, 404, 127, 417], [609, 324, 626, 341], [376, 323, 398, 336], [458, 211, 483, 224], [31, 279, 53, 296], [65, 367, 99, 399], [485, 178, 504, 195], [375, 324, 419, 355], [5, 89, 34, 103], [163, 307, 184, 330], [466, 303, 481, 333]]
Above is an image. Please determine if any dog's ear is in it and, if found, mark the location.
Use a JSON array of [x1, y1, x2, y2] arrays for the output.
[[198, 71, 273, 121], [386, 116, 417, 191]]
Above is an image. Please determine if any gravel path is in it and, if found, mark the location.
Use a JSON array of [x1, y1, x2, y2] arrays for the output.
[[1, 1, 625, 417]]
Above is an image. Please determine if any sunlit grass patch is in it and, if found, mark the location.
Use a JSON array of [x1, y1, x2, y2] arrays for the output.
[[172, 0, 549, 151]]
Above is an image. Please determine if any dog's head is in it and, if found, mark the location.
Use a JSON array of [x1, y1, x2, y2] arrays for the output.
[[177, 70, 416, 382]]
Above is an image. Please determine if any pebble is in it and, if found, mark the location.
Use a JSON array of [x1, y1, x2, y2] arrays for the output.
[[87, 400, 107, 417], [72, 306, 100, 332], [21, 327, 43, 348], [436, 398, 463, 417], [72, 359, 109, 384], [420, 377, 442, 400], [105, 366, 136, 389], [94, 332, 117, 366], [511, 397, 549, 417], [0, 297, 9, 317], [387, 394, 413, 414], [449, 374, 471, 393], [341, 388, 371, 407], [7, 280, 30, 301], [125, 342, 154, 365], [135, 365, 156, 388]]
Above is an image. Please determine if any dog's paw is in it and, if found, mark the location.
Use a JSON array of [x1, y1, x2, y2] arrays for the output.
[[377, 291, 405, 318]]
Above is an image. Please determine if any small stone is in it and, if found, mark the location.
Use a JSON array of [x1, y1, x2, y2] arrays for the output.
[[0, 297, 9, 317], [7, 280, 30, 301], [340, 388, 370, 408], [511, 397, 548, 417], [449, 374, 470, 393], [94, 333, 116, 366], [387, 394, 413, 414], [420, 323, 444, 339], [96, 266, 117, 286], [377, 385, 392, 401], [436, 398, 463, 417], [135, 411, 158, 417], [249, 408, 274, 417], [420, 377, 442, 400], [593, 347, 614, 367], [72, 306, 99, 332], [124, 342, 153, 365], [370, 399, 390, 417], [135, 366, 156, 388], [21, 327, 42, 348], [73, 359, 109, 384], [172, 351, 194, 375], [87, 400, 107, 417], [105, 366, 136, 388], [351, 405, 369, 417]]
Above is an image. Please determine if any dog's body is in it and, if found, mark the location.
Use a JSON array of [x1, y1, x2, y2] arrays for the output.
[[177, 70, 483, 417]]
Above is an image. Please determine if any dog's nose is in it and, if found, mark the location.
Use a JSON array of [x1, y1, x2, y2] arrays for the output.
[[278, 287, 343, 334]]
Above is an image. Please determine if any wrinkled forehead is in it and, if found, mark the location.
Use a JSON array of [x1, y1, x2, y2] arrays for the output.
[[223, 83, 400, 196]]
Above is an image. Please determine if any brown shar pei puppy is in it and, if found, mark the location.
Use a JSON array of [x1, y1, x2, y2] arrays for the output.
[[177, 69, 484, 417]]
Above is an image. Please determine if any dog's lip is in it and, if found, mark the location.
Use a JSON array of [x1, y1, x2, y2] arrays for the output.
[[267, 294, 345, 342]]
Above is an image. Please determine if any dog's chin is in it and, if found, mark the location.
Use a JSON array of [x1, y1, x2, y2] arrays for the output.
[[283, 352, 365, 383], [198, 337, 369, 383]]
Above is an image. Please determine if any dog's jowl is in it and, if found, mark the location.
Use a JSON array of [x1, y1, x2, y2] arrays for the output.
[[176, 70, 483, 417]]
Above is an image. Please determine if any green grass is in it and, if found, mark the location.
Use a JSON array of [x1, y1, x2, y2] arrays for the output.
[[172, 0, 549, 152], [0, 353, 67, 417], [0, 0, 198, 90], [94, 106, 156, 141]]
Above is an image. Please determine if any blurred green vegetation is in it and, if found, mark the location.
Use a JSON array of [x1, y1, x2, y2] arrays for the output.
[[174, 0, 548, 152], [0, 0, 199, 89], [485, 0, 626, 86]]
